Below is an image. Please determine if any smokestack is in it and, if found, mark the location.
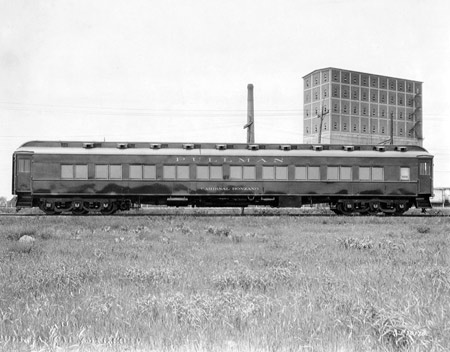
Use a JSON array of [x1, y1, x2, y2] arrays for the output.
[[244, 84, 255, 144]]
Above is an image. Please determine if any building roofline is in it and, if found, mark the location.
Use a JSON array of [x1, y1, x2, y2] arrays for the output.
[[302, 67, 423, 83]]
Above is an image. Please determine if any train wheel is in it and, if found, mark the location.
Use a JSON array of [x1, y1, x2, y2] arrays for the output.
[[72, 208, 88, 215], [39, 201, 61, 215], [337, 202, 355, 216], [100, 202, 117, 215], [71, 200, 88, 215]]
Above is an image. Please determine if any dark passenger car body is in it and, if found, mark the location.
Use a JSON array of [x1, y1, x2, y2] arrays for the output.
[[12, 141, 433, 215]]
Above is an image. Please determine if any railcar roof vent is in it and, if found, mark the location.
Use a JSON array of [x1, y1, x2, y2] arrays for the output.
[[248, 144, 259, 151], [117, 143, 128, 149], [150, 143, 161, 149], [312, 145, 323, 151], [183, 143, 195, 150], [374, 146, 386, 152], [83, 142, 95, 149], [280, 145, 291, 151], [343, 145, 354, 151], [216, 144, 227, 150], [395, 146, 408, 152]]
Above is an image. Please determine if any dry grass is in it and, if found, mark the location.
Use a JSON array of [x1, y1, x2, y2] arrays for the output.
[[0, 213, 449, 352]]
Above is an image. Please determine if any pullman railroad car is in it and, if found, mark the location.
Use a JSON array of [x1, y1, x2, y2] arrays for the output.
[[12, 141, 433, 215]]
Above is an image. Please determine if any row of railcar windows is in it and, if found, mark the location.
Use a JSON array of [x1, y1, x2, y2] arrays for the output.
[[60, 164, 412, 181]]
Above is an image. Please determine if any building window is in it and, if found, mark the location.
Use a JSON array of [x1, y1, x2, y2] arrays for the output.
[[343, 122, 348, 131], [353, 124, 357, 132], [372, 125, 376, 134], [381, 126, 385, 134], [333, 121, 338, 130]]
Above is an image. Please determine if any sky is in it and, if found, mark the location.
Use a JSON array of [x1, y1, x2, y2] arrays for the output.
[[1, 0, 449, 198]]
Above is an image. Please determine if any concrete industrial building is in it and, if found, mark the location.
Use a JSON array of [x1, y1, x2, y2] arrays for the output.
[[303, 68, 423, 146]]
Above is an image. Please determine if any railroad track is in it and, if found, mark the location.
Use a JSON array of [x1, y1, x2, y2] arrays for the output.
[[1, 209, 448, 218]]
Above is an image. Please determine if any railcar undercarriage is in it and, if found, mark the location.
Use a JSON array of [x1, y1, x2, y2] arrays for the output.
[[33, 195, 429, 216]]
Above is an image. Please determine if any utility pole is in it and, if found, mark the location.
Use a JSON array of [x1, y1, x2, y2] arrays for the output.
[[317, 105, 329, 144], [390, 111, 394, 145], [244, 84, 255, 144]]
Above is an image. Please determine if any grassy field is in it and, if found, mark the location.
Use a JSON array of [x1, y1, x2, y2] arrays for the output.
[[0, 212, 449, 352]]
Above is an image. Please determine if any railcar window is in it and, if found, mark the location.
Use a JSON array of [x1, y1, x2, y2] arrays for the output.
[[400, 167, 410, 181], [420, 162, 430, 176], [210, 166, 222, 179], [372, 167, 384, 181], [197, 166, 209, 179], [177, 166, 190, 180], [327, 166, 339, 180], [130, 165, 143, 179], [275, 166, 288, 180], [358, 167, 384, 181], [143, 165, 156, 179], [197, 165, 223, 180], [230, 166, 243, 180], [74, 165, 88, 179], [340, 167, 352, 180], [61, 165, 73, 179], [95, 165, 108, 179], [163, 166, 176, 179], [308, 166, 320, 180], [294, 166, 307, 180], [61, 165, 88, 179], [262, 166, 275, 180], [243, 166, 256, 180], [18, 159, 31, 173], [109, 165, 122, 179], [359, 167, 371, 181]]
